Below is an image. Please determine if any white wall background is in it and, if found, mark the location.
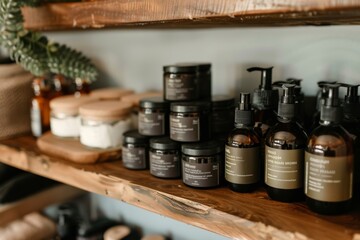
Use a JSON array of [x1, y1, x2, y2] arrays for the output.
[[46, 26, 360, 240]]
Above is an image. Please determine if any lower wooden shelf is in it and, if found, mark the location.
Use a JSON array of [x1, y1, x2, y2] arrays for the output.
[[0, 135, 359, 240]]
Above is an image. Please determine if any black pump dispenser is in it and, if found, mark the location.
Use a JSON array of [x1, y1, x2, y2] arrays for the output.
[[248, 67, 277, 110], [278, 84, 296, 121], [341, 83, 360, 120], [320, 84, 342, 124], [235, 93, 253, 127]]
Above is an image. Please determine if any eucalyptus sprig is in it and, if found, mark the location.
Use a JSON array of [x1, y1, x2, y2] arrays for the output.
[[0, 0, 98, 81]]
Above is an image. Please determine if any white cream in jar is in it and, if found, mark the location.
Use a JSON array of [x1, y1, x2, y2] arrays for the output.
[[79, 101, 133, 149]]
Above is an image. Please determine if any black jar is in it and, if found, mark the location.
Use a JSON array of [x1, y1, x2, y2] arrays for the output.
[[139, 97, 169, 136], [163, 64, 199, 101], [182, 141, 224, 188], [196, 63, 211, 100], [149, 137, 181, 179], [122, 130, 149, 170], [211, 95, 235, 136], [170, 101, 211, 142]]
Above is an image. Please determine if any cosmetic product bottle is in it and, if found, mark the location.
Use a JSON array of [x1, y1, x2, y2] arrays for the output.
[[305, 84, 354, 214], [225, 93, 260, 192], [74, 78, 91, 97], [51, 74, 70, 99], [265, 84, 308, 202]]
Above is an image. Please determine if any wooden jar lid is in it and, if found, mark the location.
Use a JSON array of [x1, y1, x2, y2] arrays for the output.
[[79, 100, 133, 121], [121, 91, 163, 107], [103, 225, 131, 240], [50, 95, 96, 115], [90, 88, 134, 100], [141, 234, 166, 240]]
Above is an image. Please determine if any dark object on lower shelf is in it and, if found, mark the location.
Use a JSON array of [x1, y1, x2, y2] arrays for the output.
[[266, 186, 304, 203], [306, 197, 353, 215], [78, 218, 120, 239], [0, 163, 25, 183], [0, 173, 58, 203]]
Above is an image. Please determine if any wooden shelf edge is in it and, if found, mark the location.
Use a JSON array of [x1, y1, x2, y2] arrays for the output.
[[21, 0, 360, 30], [0, 136, 359, 240]]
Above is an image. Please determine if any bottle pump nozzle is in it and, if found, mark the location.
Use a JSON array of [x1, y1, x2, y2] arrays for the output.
[[278, 84, 296, 120], [247, 67, 273, 90], [320, 83, 342, 123], [340, 83, 360, 120], [235, 92, 253, 126]]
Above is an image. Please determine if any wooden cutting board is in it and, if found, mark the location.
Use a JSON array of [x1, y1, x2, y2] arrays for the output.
[[37, 132, 122, 164]]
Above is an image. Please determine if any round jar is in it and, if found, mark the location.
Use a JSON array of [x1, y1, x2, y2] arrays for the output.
[[79, 101, 133, 149], [139, 97, 169, 136], [163, 64, 199, 101], [149, 137, 181, 179], [122, 130, 149, 170], [90, 88, 134, 101], [50, 96, 96, 138], [212, 95, 235, 136], [170, 101, 211, 142], [182, 141, 224, 188], [121, 91, 163, 129]]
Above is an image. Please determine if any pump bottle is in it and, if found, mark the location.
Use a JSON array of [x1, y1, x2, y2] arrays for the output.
[[225, 93, 261, 192], [265, 84, 308, 202], [305, 84, 354, 214]]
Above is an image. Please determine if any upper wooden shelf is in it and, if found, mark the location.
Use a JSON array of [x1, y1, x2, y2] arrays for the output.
[[0, 135, 359, 240], [22, 0, 360, 30]]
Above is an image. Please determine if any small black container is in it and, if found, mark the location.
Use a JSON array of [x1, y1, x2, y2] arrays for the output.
[[139, 97, 169, 136], [182, 141, 224, 188], [163, 64, 199, 101], [211, 95, 235, 136], [170, 101, 211, 142], [149, 137, 181, 179], [122, 130, 149, 170]]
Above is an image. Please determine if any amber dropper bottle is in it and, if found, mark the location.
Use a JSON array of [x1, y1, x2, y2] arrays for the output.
[[265, 84, 308, 202], [305, 84, 354, 214], [225, 93, 261, 192]]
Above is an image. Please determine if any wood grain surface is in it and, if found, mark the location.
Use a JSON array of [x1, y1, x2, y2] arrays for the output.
[[37, 132, 122, 164], [21, 0, 360, 30], [0, 135, 359, 240]]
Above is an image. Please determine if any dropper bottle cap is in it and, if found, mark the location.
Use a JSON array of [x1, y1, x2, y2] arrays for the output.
[[340, 83, 360, 120], [277, 84, 296, 121], [247, 67, 278, 110], [235, 92, 253, 127], [320, 84, 343, 124]]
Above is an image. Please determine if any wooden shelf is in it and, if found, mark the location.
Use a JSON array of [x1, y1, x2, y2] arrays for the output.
[[0, 135, 359, 240], [22, 0, 360, 31]]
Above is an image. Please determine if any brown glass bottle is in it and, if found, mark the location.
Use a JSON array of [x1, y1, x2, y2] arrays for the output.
[[305, 84, 354, 214], [74, 77, 91, 97], [51, 74, 70, 99], [265, 84, 308, 202], [225, 93, 261, 192], [31, 77, 51, 137]]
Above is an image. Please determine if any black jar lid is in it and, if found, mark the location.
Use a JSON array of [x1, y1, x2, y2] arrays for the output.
[[150, 137, 180, 150], [182, 140, 224, 156], [163, 64, 198, 74], [140, 96, 169, 109], [123, 130, 149, 144], [170, 101, 211, 113], [176, 62, 211, 73], [211, 95, 235, 109]]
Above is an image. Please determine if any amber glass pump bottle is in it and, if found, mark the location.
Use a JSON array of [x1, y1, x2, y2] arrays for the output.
[[265, 84, 308, 202], [305, 84, 354, 214], [225, 93, 261, 192]]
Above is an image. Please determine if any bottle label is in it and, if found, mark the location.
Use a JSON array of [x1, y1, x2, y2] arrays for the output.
[[31, 107, 42, 137], [225, 146, 260, 184], [122, 147, 147, 169], [165, 77, 197, 100], [150, 152, 180, 178], [265, 146, 304, 189], [170, 116, 200, 142], [138, 112, 165, 136], [305, 152, 353, 202], [182, 160, 219, 187]]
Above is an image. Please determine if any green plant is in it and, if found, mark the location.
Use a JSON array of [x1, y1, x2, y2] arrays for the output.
[[0, 0, 98, 81]]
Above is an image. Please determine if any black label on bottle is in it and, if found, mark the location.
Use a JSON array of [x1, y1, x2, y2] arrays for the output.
[[165, 77, 197, 100], [138, 112, 165, 136], [122, 147, 147, 169], [150, 152, 180, 178], [182, 159, 219, 187], [170, 116, 200, 142]]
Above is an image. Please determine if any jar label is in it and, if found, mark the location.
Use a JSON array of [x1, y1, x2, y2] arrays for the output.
[[182, 160, 219, 187], [165, 77, 197, 100], [170, 116, 200, 142], [138, 112, 165, 136], [225, 146, 260, 184], [305, 152, 353, 202], [31, 107, 42, 137], [150, 152, 180, 178], [265, 146, 304, 189], [122, 147, 147, 169]]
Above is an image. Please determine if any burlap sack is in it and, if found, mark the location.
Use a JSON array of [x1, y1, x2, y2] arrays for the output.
[[0, 63, 33, 140]]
